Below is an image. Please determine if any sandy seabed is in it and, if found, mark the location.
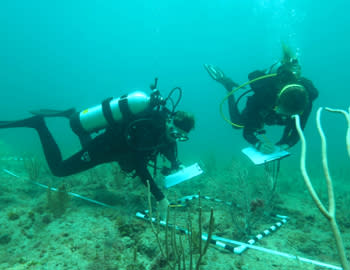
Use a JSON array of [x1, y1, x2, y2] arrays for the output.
[[1, 154, 349, 270]]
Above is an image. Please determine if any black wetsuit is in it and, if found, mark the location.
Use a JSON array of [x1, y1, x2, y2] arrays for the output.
[[227, 70, 318, 147], [35, 109, 178, 201]]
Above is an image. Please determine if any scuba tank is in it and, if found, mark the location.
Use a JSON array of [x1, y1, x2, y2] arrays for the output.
[[70, 91, 159, 135], [70, 78, 182, 140]]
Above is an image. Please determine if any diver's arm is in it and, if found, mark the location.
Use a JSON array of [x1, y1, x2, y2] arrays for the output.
[[276, 124, 301, 148], [277, 103, 312, 147], [242, 96, 264, 147], [161, 142, 181, 170], [276, 122, 294, 147], [243, 125, 260, 146], [135, 159, 165, 201]]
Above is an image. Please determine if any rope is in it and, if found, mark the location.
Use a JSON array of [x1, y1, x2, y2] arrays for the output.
[[0, 156, 29, 161], [2, 169, 118, 209]]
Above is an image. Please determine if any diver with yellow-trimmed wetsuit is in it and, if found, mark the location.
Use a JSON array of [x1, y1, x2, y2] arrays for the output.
[[205, 46, 318, 154]]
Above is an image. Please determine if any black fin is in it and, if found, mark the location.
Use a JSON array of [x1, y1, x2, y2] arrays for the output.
[[29, 108, 76, 118], [0, 116, 44, 129], [204, 64, 241, 90], [204, 64, 225, 81]]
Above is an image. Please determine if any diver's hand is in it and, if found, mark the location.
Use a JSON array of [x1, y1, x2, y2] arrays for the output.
[[161, 167, 172, 176], [161, 163, 184, 176], [158, 198, 169, 220], [255, 141, 275, 154], [172, 161, 185, 171], [178, 164, 186, 170], [170, 160, 185, 172], [278, 144, 290, 151]]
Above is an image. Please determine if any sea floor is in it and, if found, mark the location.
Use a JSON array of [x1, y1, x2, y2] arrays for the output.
[[0, 156, 349, 270]]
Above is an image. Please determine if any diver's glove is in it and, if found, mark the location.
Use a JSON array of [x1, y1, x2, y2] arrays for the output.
[[158, 198, 170, 220], [255, 141, 275, 154], [277, 144, 290, 151], [161, 167, 172, 176], [161, 161, 185, 176], [172, 160, 185, 171]]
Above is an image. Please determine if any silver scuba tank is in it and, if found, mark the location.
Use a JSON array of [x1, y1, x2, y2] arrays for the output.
[[72, 91, 152, 133]]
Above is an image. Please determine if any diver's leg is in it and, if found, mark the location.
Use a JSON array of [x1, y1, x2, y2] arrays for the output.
[[68, 113, 92, 148], [47, 147, 105, 177], [227, 92, 243, 129], [0, 116, 69, 175], [36, 123, 112, 177], [76, 132, 92, 148], [204, 64, 243, 127], [33, 117, 65, 175], [0, 115, 107, 176], [33, 118, 105, 176]]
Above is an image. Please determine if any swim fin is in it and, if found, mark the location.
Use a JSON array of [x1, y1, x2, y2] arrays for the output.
[[29, 108, 76, 118], [204, 64, 226, 81], [0, 115, 44, 129], [204, 64, 240, 90]]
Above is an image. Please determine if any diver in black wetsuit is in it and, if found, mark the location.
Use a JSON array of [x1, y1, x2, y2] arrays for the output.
[[0, 84, 195, 218], [205, 46, 318, 154]]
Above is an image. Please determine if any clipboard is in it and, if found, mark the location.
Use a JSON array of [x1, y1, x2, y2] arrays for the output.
[[164, 163, 203, 188], [242, 146, 290, 165]]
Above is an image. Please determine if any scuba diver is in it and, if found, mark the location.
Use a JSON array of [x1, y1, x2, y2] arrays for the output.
[[204, 45, 318, 154], [0, 79, 195, 218]]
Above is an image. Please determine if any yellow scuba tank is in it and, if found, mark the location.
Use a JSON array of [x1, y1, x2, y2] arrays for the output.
[[70, 91, 153, 134]]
